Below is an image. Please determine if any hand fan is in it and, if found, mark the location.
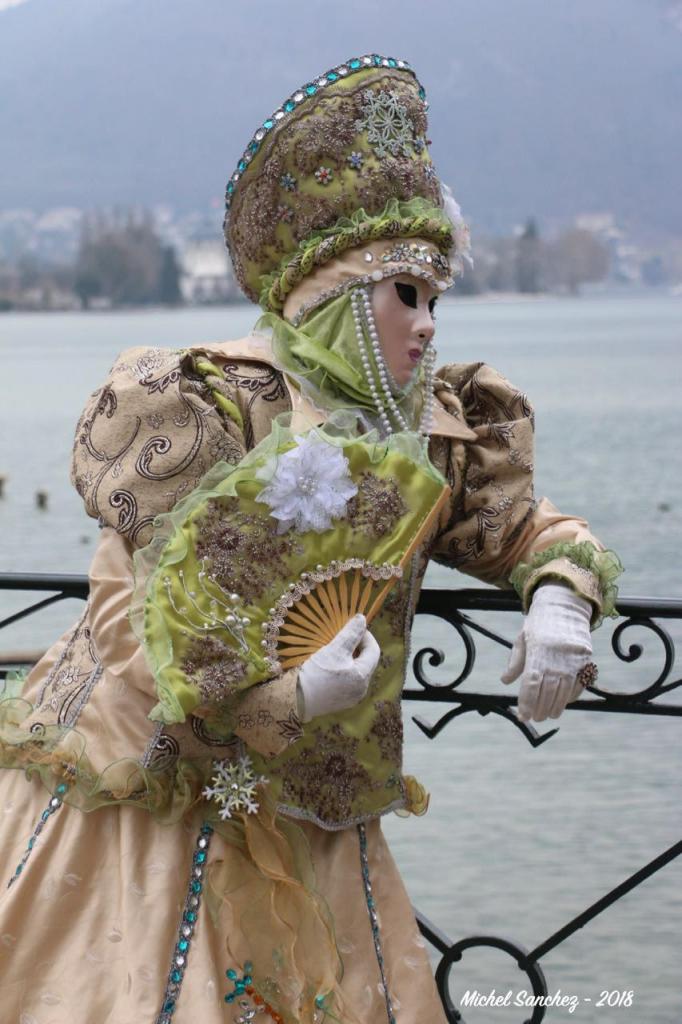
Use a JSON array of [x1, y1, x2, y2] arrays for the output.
[[141, 423, 450, 723]]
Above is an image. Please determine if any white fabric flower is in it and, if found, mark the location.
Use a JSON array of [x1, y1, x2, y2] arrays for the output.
[[256, 434, 357, 534], [441, 181, 473, 273]]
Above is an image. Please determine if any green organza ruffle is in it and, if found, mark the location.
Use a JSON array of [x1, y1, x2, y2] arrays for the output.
[[509, 540, 624, 629], [0, 691, 213, 822], [257, 196, 452, 311]]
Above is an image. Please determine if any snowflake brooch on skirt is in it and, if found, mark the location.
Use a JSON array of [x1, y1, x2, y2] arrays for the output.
[[202, 755, 268, 820], [256, 433, 357, 534]]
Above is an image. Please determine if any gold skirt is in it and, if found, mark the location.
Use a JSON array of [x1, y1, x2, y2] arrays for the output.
[[0, 768, 446, 1023]]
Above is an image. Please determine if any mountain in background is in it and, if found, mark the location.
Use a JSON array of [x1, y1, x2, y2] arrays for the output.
[[1, 0, 680, 239]]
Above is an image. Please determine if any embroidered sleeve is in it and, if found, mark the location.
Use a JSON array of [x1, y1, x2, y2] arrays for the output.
[[230, 667, 304, 758], [428, 362, 623, 628], [70, 346, 247, 548]]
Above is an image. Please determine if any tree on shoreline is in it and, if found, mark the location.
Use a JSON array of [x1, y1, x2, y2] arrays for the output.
[[74, 211, 182, 309]]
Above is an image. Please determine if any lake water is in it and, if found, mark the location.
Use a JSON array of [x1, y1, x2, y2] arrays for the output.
[[1, 294, 681, 1021]]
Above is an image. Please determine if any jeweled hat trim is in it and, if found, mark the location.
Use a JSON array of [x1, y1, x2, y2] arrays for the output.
[[223, 54, 424, 218], [289, 265, 451, 328]]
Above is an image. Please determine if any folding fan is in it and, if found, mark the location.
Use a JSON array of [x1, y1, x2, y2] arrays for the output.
[[267, 493, 449, 669], [142, 426, 451, 722]]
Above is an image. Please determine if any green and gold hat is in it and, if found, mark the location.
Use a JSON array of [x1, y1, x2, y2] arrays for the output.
[[223, 54, 471, 314]]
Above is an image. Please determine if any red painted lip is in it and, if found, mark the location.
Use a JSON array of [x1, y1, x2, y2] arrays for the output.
[[408, 348, 423, 362]]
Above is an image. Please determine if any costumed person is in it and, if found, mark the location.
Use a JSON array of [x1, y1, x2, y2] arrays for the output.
[[0, 54, 623, 1023]]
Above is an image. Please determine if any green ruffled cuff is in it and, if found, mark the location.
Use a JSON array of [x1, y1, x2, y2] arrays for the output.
[[509, 540, 624, 630]]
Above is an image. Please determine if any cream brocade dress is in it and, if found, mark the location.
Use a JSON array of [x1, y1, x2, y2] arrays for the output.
[[0, 340, 609, 1024]]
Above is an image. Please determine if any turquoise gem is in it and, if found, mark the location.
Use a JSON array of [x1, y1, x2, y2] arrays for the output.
[[315, 995, 326, 1008], [178, 940, 189, 953], [15, 864, 22, 875], [326, 72, 338, 83], [195, 851, 206, 864], [388, 58, 397, 67], [305, 84, 317, 96], [263, 119, 274, 130], [191, 881, 202, 894], [171, 970, 182, 983], [248, 140, 259, 153], [56, 784, 68, 795], [235, 981, 245, 993], [41, 810, 50, 822], [244, 975, 252, 985], [163, 999, 175, 1012], [372, 54, 381, 65], [244, 961, 253, 972], [227, 969, 238, 980], [185, 912, 197, 923], [225, 993, 235, 1003], [349, 59, 361, 69], [200, 823, 213, 835], [418, 87, 426, 99], [28, 837, 35, 849], [237, 160, 247, 172], [284, 100, 295, 112]]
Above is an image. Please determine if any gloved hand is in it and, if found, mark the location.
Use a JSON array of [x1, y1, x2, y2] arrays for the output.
[[500, 582, 594, 722], [297, 613, 380, 722]]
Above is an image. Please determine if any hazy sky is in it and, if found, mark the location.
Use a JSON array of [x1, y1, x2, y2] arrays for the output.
[[1, 0, 680, 238]]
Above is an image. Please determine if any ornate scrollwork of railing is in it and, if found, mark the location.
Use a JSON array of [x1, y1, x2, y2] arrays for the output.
[[1, 575, 680, 1022], [406, 587, 682, 1022]]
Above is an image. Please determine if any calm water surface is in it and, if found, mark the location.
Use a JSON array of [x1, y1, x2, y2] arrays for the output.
[[1, 295, 681, 1021]]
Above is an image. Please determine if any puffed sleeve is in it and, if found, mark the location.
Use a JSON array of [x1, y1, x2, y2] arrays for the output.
[[72, 345, 302, 756], [429, 362, 623, 629], [70, 346, 247, 549]]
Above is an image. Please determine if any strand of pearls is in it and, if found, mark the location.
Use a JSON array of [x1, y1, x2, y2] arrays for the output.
[[360, 286, 410, 432], [350, 286, 392, 437], [350, 284, 436, 440]]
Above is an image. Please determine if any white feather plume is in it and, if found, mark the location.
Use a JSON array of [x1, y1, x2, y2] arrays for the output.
[[440, 182, 473, 273]]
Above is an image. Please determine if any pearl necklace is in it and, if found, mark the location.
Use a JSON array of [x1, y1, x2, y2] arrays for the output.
[[350, 284, 436, 440]]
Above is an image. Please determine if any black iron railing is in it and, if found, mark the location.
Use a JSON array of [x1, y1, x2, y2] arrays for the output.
[[1, 573, 681, 1023]]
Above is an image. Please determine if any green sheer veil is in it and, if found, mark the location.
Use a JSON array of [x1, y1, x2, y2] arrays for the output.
[[254, 289, 426, 431]]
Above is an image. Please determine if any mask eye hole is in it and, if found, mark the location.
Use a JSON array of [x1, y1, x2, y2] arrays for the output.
[[394, 281, 417, 309], [428, 296, 438, 315]]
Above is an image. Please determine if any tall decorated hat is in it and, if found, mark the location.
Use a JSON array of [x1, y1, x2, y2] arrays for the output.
[[223, 53, 471, 319]]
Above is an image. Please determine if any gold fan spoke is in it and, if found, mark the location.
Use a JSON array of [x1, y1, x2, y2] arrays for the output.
[[303, 594, 340, 644], [289, 603, 323, 635], [365, 577, 395, 624], [327, 578, 343, 624], [279, 616, 319, 640], [316, 581, 338, 628], [281, 654, 307, 668], [338, 571, 349, 616], [357, 577, 374, 614], [350, 569, 361, 612], [304, 587, 328, 623], [279, 630, 320, 645], [285, 606, 320, 630]]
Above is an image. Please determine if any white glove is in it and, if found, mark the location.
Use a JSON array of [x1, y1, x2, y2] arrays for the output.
[[501, 582, 593, 722], [297, 613, 381, 722]]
